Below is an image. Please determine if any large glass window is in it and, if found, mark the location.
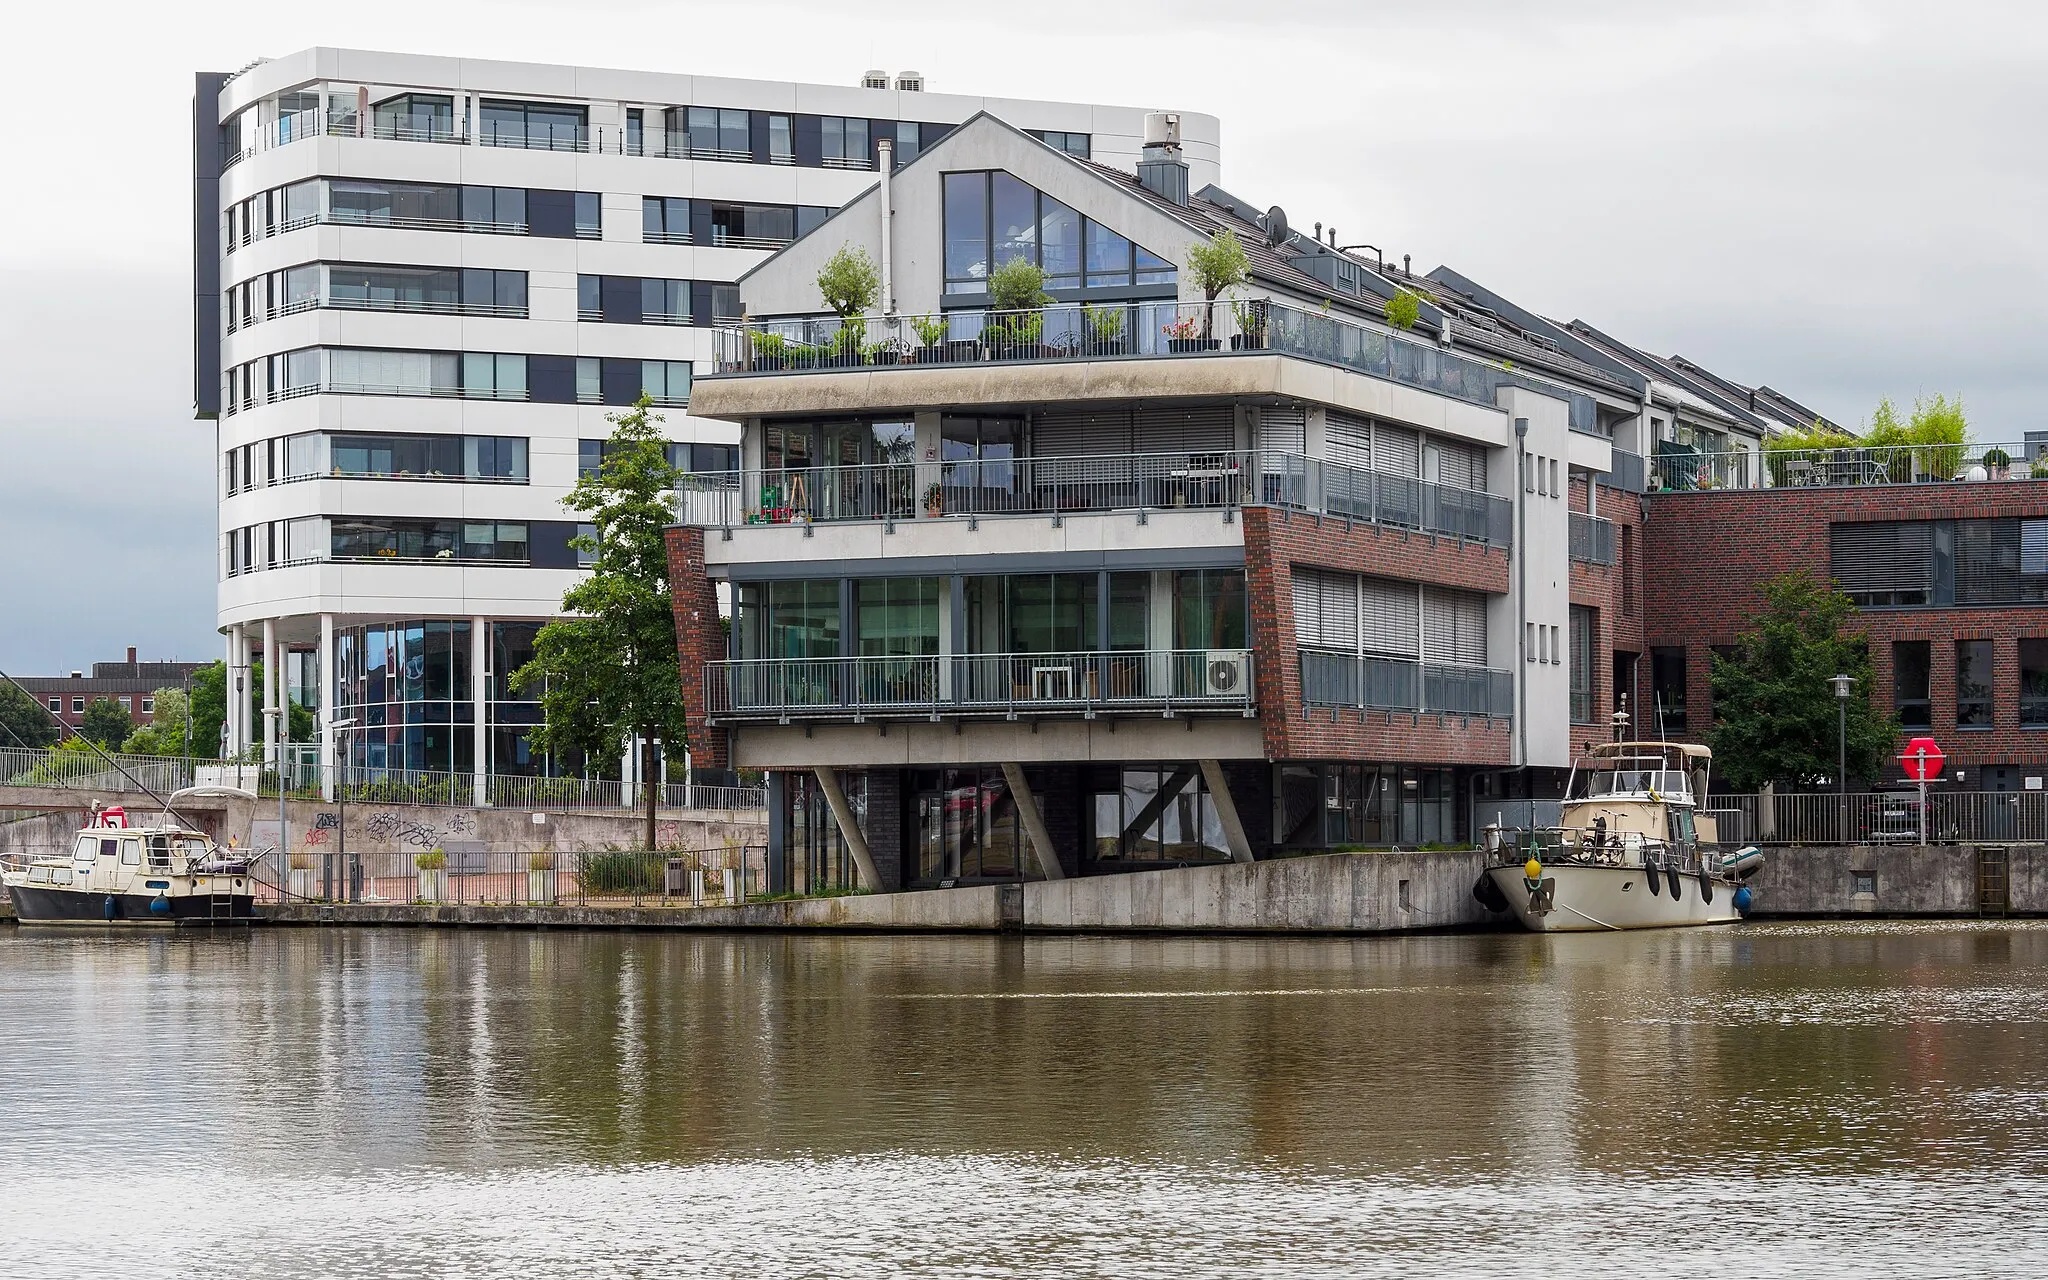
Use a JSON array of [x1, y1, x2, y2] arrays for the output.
[[327, 348, 459, 396], [640, 360, 691, 406], [462, 186, 527, 228], [371, 93, 453, 142], [709, 203, 794, 246], [736, 580, 841, 661], [1958, 639, 1995, 728], [643, 196, 691, 243], [1095, 765, 1228, 863], [1895, 640, 1932, 730], [967, 574, 1099, 654], [768, 114, 794, 163], [943, 172, 988, 292], [991, 173, 1037, 271], [2023, 640, 2048, 728], [479, 99, 586, 151], [326, 264, 461, 312], [1031, 130, 1091, 158], [1039, 196, 1082, 290], [462, 353, 528, 399], [329, 519, 528, 563], [939, 416, 1018, 494], [641, 278, 691, 324], [330, 179, 460, 226], [1175, 570, 1247, 650], [821, 116, 869, 166], [856, 578, 941, 657], [685, 106, 750, 157], [912, 767, 1025, 882]]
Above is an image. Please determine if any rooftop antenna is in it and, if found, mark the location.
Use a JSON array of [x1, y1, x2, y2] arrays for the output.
[[0, 666, 212, 834]]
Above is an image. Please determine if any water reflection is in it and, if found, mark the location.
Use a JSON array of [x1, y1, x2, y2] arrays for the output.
[[4, 922, 2048, 1276]]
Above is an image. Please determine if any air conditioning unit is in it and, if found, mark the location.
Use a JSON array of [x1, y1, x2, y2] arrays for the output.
[[861, 69, 890, 90], [1204, 650, 1248, 697]]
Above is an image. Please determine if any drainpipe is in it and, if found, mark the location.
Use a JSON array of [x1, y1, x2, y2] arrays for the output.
[[877, 136, 896, 318], [1514, 417, 1529, 769]]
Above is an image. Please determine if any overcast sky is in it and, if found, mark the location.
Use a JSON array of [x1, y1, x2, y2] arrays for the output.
[[3, 0, 2043, 674]]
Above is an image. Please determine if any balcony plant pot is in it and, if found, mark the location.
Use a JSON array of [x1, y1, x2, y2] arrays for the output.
[[944, 339, 981, 363], [751, 355, 787, 372], [821, 352, 864, 370], [1169, 337, 1221, 353], [415, 850, 447, 903], [1229, 332, 1267, 351]]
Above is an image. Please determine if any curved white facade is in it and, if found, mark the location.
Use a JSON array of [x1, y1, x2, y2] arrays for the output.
[[198, 47, 1218, 782]]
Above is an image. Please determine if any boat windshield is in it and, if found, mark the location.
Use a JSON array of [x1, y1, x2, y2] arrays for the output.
[[1575, 768, 1692, 800]]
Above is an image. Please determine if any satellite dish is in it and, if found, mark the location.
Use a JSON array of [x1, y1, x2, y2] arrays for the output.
[[1264, 206, 1289, 246]]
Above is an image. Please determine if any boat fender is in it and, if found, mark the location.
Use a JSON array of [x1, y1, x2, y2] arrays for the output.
[[1643, 864, 1662, 897], [1732, 886, 1755, 917], [150, 894, 172, 915], [1472, 873, 1510, 914], [1697, 871, 1714, 904], [1668, 868, 1684, 902], [102, 894, 118, 922]]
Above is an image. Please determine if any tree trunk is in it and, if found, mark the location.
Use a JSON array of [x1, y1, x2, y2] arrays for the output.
[[642, 735, 659, 852]]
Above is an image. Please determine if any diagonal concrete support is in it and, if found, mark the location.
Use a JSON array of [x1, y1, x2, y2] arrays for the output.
[[1001, 762, 1067, 881], [1199, 759, 1257, 864], [813, 767, 884, 891]]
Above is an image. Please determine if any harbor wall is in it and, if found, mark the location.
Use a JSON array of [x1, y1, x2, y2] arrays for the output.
[[1746, 844, 2044, 917]]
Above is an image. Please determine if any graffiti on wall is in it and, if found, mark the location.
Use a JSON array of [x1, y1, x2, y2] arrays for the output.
[[365, 811, 449, 849]]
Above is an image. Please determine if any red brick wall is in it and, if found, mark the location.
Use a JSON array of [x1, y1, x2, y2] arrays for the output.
[[665, 526, 729, 770], [1242, 506, 1513, 764], [1644, 481, 2048, 773]]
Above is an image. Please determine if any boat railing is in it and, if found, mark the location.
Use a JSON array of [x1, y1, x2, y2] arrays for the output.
[[1483, 823, 1703, 873]]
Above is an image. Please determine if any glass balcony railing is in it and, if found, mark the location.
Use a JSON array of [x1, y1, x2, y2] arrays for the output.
[[1568, 512, 1616, 565], [1299, 650, 1514, 719], [710, 300, 1609, 434], [1650, 441, 2043, 492]]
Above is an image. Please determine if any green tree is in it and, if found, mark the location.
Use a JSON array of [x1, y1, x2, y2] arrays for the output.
[[79, 698, 133, 751], [0, 682, 60, 750], [1186, 227, 1251, 338], [184, 661, 311, 760], [512, 395, 688, 850], [816, 244, 880, 321], [986, 256, 1049, 311], [1709, 571, 1898, 791], [121, 688, 191, 756], [1384, 288, 1422, 331]]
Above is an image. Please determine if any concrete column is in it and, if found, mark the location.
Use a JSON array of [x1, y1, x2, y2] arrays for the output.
[[222, 627, 238, 757], [1000, 762, 1067, 881], [813, 768, 883, 890], [262, 618, 279, 772], [471, 616, 489, 804], [1199, 759, 1256, 864], [230, 624, 248, 758], [318, 613, 335, 802]]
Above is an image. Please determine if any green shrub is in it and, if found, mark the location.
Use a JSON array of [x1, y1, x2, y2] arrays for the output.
[[1384, 289, 1422, 331], [579, 849, 660, 895], [911, 314, 949, 347], [987, 257, 1049, 312]]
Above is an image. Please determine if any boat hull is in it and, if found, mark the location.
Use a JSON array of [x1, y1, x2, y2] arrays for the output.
[[6, 884, 256, 926], [1486, 864, 1744, 932]]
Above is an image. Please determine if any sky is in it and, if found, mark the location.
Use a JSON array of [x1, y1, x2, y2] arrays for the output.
[[3, 0, 2044, 674]]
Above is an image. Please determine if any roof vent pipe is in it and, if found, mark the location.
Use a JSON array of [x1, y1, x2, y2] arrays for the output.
[[1136, 112, 1189, 206], [1314, 221, 1322, 242], [1328, 227, 1337, 247], [1403, 253, 1411, 275], [877, 137, 896, 316]]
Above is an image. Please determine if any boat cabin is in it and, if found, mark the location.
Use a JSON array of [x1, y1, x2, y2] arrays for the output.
[[1560, 742, 1717, 846]]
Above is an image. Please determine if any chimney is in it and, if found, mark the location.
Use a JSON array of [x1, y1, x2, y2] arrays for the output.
[[1136, 112, 1188, 206], [127, 646, 138, 665]]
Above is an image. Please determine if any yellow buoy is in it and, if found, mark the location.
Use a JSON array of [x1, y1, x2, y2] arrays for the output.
[[1524, 858, 1543, 881]]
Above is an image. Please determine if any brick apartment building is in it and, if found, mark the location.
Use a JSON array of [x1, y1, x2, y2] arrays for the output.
[[16, 649, 208, 735]]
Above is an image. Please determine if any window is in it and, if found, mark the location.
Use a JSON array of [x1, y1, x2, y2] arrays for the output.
[[119, 696, 132, 712], [944, 170, 1178, 297], [641, 278, 690, 325], [894, 120, 921, 164], [2024, 640, 2048, 727], [461, 186, 527, 229], [856, 578, 942, 658], [577, 275, 602, 320], [1957, 639, 1994, 728], [327, 349, 459, 397], [141, 697, 155, 714], [708, 203, 794, 246], [480, 99, 587, 151], [625, 108, 643, 155], [1651, 646, 1687, 734], [327, 178, 464, 227], [821, 116, 869, 167], [1895, 640, 1932, 730], [47, 696, 59, 713], [71, 697, 84, 714], [371, 93, 454, 142], [574, 192, 601, 239], [1174, 570, 1248, 650], [325, 264, 460, 313], [943, 172, 989, 291], [768, 114, 794, 163], [684, 106, 750, 158], [1030, 130, 1091, 158], [462, 353, 528, 400], [576, 358, 601, 403], [575, 522, 598, 568], [643, 196, 691, 243], [641, 360, 692, 406], [1831, 522, 1934, 608], [1569, 606, 1594, 723], [711, 284, 742, 323], [329, 518, 529, 563], [463, 268, 527, 314]]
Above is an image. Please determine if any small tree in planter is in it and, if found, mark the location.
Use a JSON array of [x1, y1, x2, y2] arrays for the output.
[[1384, 288, 1423, 331], [816, 244, 880, 367], [415, 848, 447, 903], [985, 257, 1049, 357], [911, 313, 950, 362], [1229, 297, 1269, 350], [1083, 304, 1126, 356], [1983, 447, 2013, 480], [1187, 228, 1250, 343]]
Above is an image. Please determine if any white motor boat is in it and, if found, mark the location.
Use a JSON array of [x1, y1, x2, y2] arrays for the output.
[[1477, 742, 1764, 932], [2, 808, 258, 925]]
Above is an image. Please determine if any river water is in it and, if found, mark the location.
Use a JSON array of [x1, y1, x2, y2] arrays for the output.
[[3, 922, 2046, 1277]]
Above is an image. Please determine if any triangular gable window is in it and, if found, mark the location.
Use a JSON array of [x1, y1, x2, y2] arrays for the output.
[[943, 170, 1176, 298]]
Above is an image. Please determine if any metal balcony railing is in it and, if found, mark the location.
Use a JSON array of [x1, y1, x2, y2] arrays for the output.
[[477, 122, 590, 152], [1650, 441, 2045, 492], [1568, 512, 1617, 565], [703, 650, 1256, 721], [713, 299, 1611, 433], [1299, 650, 1515, 719]]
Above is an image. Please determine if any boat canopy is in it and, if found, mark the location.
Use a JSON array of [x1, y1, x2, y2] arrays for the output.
[[1586, 741, 1711, 762]]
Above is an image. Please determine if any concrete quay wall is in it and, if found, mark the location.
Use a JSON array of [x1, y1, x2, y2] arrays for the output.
[[1747, 844, 2048, 917]]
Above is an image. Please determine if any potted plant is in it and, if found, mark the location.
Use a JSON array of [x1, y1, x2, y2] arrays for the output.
[[527, 852, 554, 904], [910, 313, 950, 363], [1983, 447, 2013, 480], [1384, 288, 1423, 331], [1186, 227, 1251, 343], [748, 330, 789, 372], [1163, 313, 1209, 353], [815, 243, 879, 368], [415, 848, 447, 903], [1083, 304, 1127, 356], [287, 851, 316, 900], [923, 481, 944, 518], [985, 257, 1051, 359], [1229, 296, 1269, 351], [2030, 459, 2048, 481]]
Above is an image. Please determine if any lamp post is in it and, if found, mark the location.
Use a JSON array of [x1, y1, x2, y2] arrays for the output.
[[329, 717, 357, 902], [1831, 673, 1854, 842]]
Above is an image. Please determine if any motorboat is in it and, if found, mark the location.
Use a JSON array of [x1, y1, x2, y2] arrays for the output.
[[1476, 742, 1764, 932], [2, 807, 258, 925]]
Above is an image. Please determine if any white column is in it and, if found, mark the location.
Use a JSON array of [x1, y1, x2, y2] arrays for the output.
[[318, 613, 335, 802], [223, 627, 239, 757], [231, 624, 249, 758], [471, 616, 488, 805], [262, 618, 279, 772]]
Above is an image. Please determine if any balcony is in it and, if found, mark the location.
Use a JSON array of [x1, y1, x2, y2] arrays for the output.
[[1650, 441, 2045, 493], [703, 650, 1256, 724], [1299, 651, 1514, 719], [670, 450, 1512, 548], [477, 122, 589, 153], [710, 300, 1611, 433], [1568, 512, 1616, 565]]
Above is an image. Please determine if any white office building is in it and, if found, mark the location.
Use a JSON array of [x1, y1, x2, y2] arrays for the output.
[[195, 47, 1220, 788]]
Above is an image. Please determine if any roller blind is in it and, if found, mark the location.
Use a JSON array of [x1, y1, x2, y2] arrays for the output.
[[1374, 424, 1420, 477], [1032, 407, 1131, 457], [1326, 410, 1373, 469], [1829, 522, 1932, 602], [1422, 586, 1487, 665], [1292, 569, 1357, 650], [1132, 404, 1235, 454], [1430, 438, 1486, 491], [1258, 406, 1307, 456], [1360, 576, 1420, 657]]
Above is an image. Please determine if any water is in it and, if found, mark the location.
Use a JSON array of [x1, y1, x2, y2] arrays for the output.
[[3, 922, 2047, 1277]]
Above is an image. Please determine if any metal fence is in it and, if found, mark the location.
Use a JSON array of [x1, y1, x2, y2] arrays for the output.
[[1301, 651, 1515, 719], [1470, 789, 2048, 847], [1568, 511, 1617, 565], [258, 846, 770, 908], [1650, 441, 2040, 493]]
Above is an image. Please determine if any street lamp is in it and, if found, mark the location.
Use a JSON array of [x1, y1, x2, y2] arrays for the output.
[[329, 717, 357, 902], [1830, 674, 1855, 793]]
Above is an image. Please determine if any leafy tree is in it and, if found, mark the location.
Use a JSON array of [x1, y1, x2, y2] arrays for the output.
[[815, 244, 880, 321], [1710, 571, 1898, 791], [512, 396, 688, 850], [1186, 227, 1251, 338], [0, 681, 60, 749], [183, 661, 312, 760], [1384, 288, 1422, 331], [986, 256, 1049, 312], [78, 698, 133, 751], [122, 688, 190, 756]]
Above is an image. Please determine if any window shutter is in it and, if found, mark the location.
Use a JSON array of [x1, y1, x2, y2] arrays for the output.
[[1132, 404, 1234, 453], [1830, 522, 1933, 602], [1432, 438, 1486, 491], [1032, 407, 1131, 457], [1374, 424, 1420, 477], [1325, 411, 1372, 469], [1359, 577, 1419, 658], [1422, 586, 1487, 665], [1292, 569, 1357, 651], [1955, 519, 2020, 604], [1257, 406, 1307, 456], [2024, 520, 2048, 576]]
